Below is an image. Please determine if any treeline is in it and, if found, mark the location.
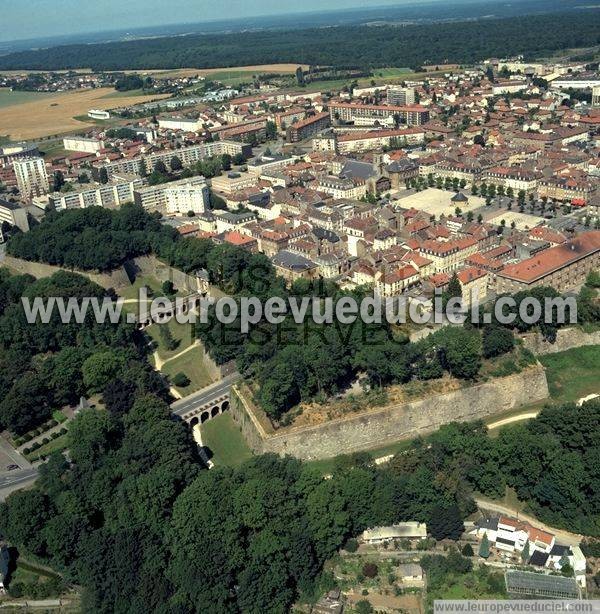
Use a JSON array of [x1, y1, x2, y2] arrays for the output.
[[0, 269, 167, 435], [0, 11, 599, 71], [7, 204, 177, 272], [1, 397, 598, 611]]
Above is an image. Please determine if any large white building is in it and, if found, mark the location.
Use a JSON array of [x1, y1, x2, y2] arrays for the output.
[[164, 177, 210, 215], [13, 157, 49, 199], [158, 117, 203, 132], [134, 176, 209, 213], [47, 175, 143, 211], [387, 87, 416, 106], [63, 136, 105, 154], [0, 198, 29, 233]]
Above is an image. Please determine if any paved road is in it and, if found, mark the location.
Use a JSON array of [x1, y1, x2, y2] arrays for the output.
[[474, 497, 583, 546], [0, 436, 37, 500], [171, 373, 241, 418]]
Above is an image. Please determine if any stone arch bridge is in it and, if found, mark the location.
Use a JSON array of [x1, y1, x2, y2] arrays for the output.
[[170, 374, 241, 426]]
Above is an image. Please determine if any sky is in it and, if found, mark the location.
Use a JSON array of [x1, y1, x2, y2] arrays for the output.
[[0, 0, 430, 43]]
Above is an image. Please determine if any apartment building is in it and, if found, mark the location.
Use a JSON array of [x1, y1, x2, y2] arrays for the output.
[[329, 102, 430, 127], [275, 108, 306, 131], [387, 87, 416, 106], [0, 198, 29, 232], [94, 141, 250, 180], [482, 167, 538, 193], [48, 175, 143, 211], [286, 112, 331, 142], [317, 175, 367, 200], [134, 176, 207, 212], [335, 128, 425, 154], [537, 177, 595, 203], [157, 117, 202, 132], [13, 157, 50, 199], [163, 177, 210, 215], [211, 120, 267, 142], [211, 171, 259, 195], [375, 265, 420, 297], [434, 161, 481, 185], [419, 237, 478, 273]]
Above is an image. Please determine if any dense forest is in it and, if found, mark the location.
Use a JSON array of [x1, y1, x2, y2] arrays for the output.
[[0, 268, 168, 435], [0, 10, 599, 71], [7, 205, 177, 272]]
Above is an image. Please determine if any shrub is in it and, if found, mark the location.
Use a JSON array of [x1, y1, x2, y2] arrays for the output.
[[462, 543, 474, 557], [41, 438, 50, 445], [362, 563, 378, 578], [172, 372, 191, 388], [344, 538, 359, 553]]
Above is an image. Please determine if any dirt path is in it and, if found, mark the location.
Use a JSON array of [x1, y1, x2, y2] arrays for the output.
[[486, 412, 540, 431], [153, 340, 201, 371], [474, 496, 583, 546]]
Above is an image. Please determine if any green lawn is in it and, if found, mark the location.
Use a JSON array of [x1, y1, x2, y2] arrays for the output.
[[146, 319, 195, 360], [52, 409, 68, 424], [201, 413, 254, 467], [100, 88, 157, 99], [39, 140, 68, 160], [540, 345, 600, 404], [119, 275, 164, 301], [425, 566, 506, 610], [161, 345, 215, 394], [0, 88, 55, 109], [26, 433, 69, 462]]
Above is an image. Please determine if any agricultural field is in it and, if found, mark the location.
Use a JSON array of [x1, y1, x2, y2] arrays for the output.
[[132, 63, 309, 79], [0, 87, 170, 140]]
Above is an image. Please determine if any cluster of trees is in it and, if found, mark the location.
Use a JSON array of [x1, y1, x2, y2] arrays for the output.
[[7, 204, 177, 272], [0, 269, 167, 434], [114, 74, 150, 91], [0, 408, 472, 612], [4, 395, 596, 611], [0, 11, 597, 71]]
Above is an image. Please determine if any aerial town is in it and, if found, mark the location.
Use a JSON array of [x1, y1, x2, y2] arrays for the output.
[[0, 2, 600, 612], [2, 57, 600, 298]]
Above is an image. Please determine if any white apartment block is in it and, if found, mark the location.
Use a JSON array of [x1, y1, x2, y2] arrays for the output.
[[134, 176, 208, 212], [387, 87, 416, 106], [158, 117, 202, 132], [63, 136, 105, 153], [47, 176, 143, 211], [593, 85, 600, 108], [13, 157, 49, 199], [0, 198, 29, 232], [164, 177, 209, 215], [96, 140, 249, 180]]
